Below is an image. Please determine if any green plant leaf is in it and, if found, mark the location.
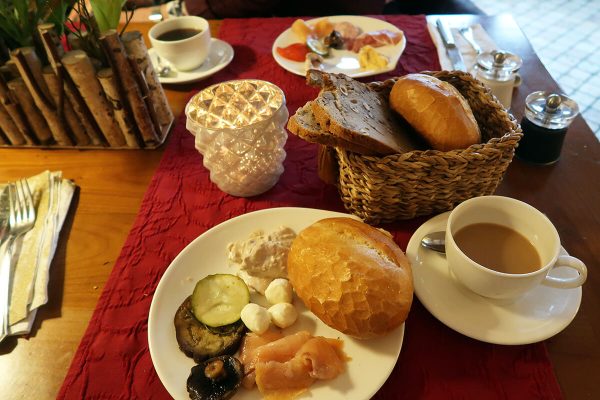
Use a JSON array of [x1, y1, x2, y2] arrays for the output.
[[42, 0, 75, 35], [0, 1, 35, 47], [89, 0, 125, 32], [0, 0, 74, 49]]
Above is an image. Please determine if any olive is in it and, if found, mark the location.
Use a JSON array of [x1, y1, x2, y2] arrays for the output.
[[324, 30, 344, 49]]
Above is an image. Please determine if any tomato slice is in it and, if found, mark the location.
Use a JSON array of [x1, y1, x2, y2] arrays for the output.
[[276, 43, 309, 62]]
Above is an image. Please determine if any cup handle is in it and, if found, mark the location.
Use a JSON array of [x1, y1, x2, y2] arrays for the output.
[[542, 255, 587, 288]]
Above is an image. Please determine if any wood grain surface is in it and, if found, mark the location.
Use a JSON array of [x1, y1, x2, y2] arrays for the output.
[[0, 15, 598, 400]]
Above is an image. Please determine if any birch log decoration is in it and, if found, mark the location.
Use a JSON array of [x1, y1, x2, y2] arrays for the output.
[[7, 78, 53, 144], [122, 31, 173, 129], [0, 77, 34, 144], [0, 101, 24, 145], [37, 23, 65, 62], [62, 84, 104, 146], [67, 32, 84, 50], [11, 47, 73, 146], [62, 50, 126, 147], [42, 66, 90, 146], [97, 68, 139, 147], [101, 30, 159, 146], [38, 26, 104, 146], [3, 60, 20, 79], [128, 56, 162, 136]]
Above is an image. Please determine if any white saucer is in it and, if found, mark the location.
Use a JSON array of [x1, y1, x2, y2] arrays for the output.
[[406, 212, 582, 345], [149, 38, 234, 84]]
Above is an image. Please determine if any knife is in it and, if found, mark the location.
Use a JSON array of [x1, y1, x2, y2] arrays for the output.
[[436, 19, 466, 71], [0, 186, 8, 245]]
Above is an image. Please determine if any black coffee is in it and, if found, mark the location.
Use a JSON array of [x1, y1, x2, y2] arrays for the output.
[[156, 28, 201, 41]]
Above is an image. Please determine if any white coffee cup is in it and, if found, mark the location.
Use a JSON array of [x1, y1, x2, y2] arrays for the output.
[[149, 16, 211, 71], [445, 195, 587, 300]]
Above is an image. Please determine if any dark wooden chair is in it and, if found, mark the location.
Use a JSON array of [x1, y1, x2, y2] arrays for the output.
[[384, 0, 483, 15], [183, 0, 484, 18]]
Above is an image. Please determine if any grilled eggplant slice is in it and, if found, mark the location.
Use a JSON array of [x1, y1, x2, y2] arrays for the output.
[[175, 296, 246, 363]]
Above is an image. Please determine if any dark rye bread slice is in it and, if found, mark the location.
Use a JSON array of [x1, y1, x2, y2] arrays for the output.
[[307, 69, 425, 155], [287, 103, 378, 155]]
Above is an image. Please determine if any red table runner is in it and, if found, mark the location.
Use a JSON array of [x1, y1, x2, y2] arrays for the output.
[[58, 16, 562, 399]]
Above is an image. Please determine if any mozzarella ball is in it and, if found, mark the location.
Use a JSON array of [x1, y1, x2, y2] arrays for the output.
[[268, 303, 298, 328], [240, 303, 270, 334], [265, 278, 293, 305]]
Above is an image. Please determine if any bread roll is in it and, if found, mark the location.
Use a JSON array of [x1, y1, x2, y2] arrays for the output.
[[389, 73, 481, 151], [287, 218, 413, 339]]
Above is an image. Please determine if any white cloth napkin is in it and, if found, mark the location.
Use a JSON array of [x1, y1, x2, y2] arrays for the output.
[[427, 23, 498, 72], [0, 171, 75, 336]]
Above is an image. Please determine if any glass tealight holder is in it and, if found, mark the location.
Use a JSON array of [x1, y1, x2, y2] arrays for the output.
[[185, 79, 289, 197]]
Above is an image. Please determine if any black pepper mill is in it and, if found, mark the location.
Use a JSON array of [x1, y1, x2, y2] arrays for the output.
[[516, 91, 579, 164]]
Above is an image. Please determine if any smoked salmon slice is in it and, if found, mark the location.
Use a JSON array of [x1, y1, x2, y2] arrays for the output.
[[239, 329, 284, 389], [240, 330, 347, 399]]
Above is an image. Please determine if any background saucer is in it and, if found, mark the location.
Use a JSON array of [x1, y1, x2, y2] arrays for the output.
[[406, 212, 582, 345], [150, 38, 234, 84]]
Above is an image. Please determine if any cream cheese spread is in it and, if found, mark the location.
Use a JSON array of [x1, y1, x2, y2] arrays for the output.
[[227, 227, 296, 294]]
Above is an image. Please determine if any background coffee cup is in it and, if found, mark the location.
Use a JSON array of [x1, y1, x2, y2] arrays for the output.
[[445, 195, 587, 300], [149, 16, 211, 71]]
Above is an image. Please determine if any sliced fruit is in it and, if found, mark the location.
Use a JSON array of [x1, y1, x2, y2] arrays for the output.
[[191, 274, 250, 327], [276, 43, 310, 62]]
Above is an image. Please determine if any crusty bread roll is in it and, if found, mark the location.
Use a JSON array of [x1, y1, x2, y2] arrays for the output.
[[287, 218, 413, 339], [389, 73, 481, 151]]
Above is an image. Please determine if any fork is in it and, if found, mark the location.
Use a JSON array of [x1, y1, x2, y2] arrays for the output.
[[0, 180, 36, 341], [459, 26, 483, 55]]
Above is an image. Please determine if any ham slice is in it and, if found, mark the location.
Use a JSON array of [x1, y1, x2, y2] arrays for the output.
[[240, 330, 347, 399], [333, 21, 362, 41], [350, 29, 403, 52]]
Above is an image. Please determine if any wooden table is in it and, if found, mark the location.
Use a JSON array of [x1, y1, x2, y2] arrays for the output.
[[0, 15, 598, 400]]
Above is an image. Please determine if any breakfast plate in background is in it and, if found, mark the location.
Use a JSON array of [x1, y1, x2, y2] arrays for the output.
[[148, 207, 405, 400], [406, 212, 582, 345], [272, 15, 406, 78], [150, 38, 234, 84]]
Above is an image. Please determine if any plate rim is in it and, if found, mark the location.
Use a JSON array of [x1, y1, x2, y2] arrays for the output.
[[151, 37, 234, 84], [271, 15, 406, 78], [406, 211, 582, 345], [148, 206, 405, 400]]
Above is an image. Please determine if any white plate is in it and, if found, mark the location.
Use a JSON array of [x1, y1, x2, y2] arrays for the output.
[[150, 38, 234, 84], [272, 15, 406, 78], [148, 207, 405, 400], [406, 212, 582, 345]]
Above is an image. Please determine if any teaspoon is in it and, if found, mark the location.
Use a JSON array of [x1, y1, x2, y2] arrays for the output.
[[155, 55, 171, 77], [420, 231, 446, 253]]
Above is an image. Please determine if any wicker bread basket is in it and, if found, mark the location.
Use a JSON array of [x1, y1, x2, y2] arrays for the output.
[[329, 70, 522, 224]]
